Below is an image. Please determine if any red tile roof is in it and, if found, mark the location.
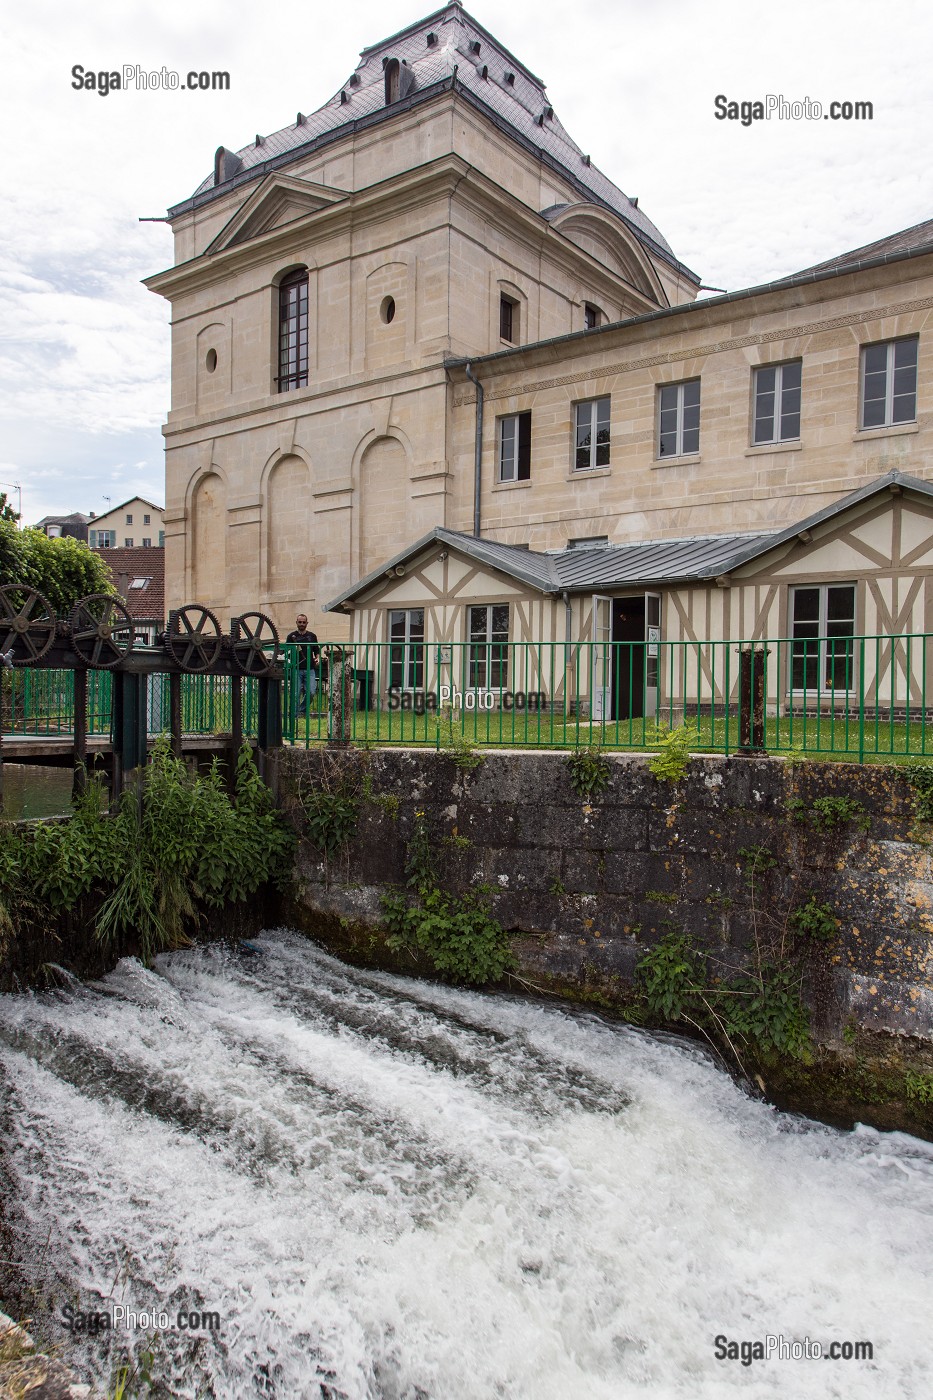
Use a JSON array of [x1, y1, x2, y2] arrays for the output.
[[97, 546, 165, 623]]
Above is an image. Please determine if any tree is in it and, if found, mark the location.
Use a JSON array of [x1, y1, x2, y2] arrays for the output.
[[0, 523, 113, 614], [0, 492, 19, 524]]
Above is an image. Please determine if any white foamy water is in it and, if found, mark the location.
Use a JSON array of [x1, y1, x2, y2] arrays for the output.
[[1, 931, 932, 1399]]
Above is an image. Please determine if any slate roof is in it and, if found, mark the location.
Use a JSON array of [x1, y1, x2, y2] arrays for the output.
[[790, 217, 933, 279], [325, 471, 932, 610], [97, 547, 165, 622], [34, 513, 91, 528], [173, 3, 683, 274]]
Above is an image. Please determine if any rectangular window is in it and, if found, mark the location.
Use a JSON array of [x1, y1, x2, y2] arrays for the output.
[[91, 529, 115, 548], [124, 537, 134, 547], [860, 337, 918, 428], [389, 608, 425, 690], [658, 379, 701, 457], [159, 530, 165, 546], [753, 360, 802, 444], [575, 397, 611, 470], [143, 513, 151, 525], [125, 513, 133, 525], [278, 271, 309, 392], [498, 411, 531, 482], [499, 295, 518, 344], [142, 537, 152, 547], [791, 584, 856, 692], [584, 303, 602, 330], [467, 604, 509, 691]]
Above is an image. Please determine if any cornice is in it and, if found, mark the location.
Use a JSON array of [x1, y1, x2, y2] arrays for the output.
[[450, 292, 933, 404]]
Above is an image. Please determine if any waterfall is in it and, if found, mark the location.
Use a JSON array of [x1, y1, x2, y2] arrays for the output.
[[1, 931, 932, 1398]]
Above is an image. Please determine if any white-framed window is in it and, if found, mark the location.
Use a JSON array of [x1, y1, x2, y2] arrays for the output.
[[124, 537, 134, 548], [574, 397, 610, 470], [389, 608, 425, 690], [143, 513, 151, 525], [129, 577, 151, 590], [860, 337, 918, 428], [658, 379, 701, 457], [753, 360, 802, 444], [790, 584, 856, 693], [142, 537, 152, 548], [89, 529, 116, 549], [467, 604, 509, 690], [126, 513, 133, 524], [498, 411, 531, 482]]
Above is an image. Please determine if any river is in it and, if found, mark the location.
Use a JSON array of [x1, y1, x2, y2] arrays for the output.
[[0, 931, 931, 1398]]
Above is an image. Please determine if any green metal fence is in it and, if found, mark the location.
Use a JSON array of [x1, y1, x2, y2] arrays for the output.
[[5, 671, 259, 739], [282, 634, 933, 761]]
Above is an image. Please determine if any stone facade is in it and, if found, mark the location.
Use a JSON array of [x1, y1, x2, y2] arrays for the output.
[[145, 4, 698, 636], [146, 2, 933, 662]]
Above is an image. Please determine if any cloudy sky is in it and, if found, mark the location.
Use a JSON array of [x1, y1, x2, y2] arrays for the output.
[[2, 0, 930, 524]]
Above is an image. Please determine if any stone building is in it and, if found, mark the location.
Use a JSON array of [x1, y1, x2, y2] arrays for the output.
[[146, 3, 933, 718], [146, 2, 698, 632]]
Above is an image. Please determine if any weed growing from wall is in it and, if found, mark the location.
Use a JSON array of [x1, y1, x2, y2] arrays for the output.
[[434, 706, 485, 772], [904, 760, 933, 822], [566, 746, 611, 800], [647, 721, 699, 783], [381, 810, 513, 984]]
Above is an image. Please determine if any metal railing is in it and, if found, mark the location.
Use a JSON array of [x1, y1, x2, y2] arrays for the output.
[[5, 671, 259, 740], [282, 634, 933, 761]]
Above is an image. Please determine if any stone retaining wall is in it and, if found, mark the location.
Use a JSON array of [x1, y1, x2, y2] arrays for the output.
[[269, 747, 933, 1042]]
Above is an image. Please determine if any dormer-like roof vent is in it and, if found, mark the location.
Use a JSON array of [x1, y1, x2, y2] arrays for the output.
[[504, 71, 515, 85], [296, 112, 306, 126], [426, 31, 438, 46], [349, 72, 361, 86], [469, 39, 481, 54], [213, 146, 243, 186]]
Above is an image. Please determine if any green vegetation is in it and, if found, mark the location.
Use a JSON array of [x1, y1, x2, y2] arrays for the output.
[[0, 742, 293, 966], [435, 705, 485, 771], [381, 810, 513, 984], [904, 759, 933, 821], [647, 721, 699, 782], [635, 928, 811, 1061], [566, 745, 611, 799], [0, 520, 113, 612], [904, 1070, 933, 1104], [788, 896, 839, 943], [786, 794, 870, 833]]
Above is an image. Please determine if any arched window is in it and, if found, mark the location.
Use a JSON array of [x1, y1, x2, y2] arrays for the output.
[[277, 268, 309, 392], [384, 59, 400, 104]]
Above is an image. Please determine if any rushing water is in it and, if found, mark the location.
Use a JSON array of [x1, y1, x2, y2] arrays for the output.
[[1, 932, 932, 1399]]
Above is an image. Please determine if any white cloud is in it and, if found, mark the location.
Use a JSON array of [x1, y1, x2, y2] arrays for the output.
[[2, 0, 931, 521]]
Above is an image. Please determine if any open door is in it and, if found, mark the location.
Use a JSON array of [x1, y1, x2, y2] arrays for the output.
[[591, 595, 612, 721], [645, 592, 662, 722]]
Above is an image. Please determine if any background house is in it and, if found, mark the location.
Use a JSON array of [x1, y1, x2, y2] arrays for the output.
[[88, 497, 165, 550]]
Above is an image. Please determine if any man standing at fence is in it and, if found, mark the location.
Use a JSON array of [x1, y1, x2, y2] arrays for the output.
[[285, 614, 320, 715]]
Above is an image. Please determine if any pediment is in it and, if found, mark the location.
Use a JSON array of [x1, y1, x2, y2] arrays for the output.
[[548, 203, 664, 303], [207, 175, 349, 254]]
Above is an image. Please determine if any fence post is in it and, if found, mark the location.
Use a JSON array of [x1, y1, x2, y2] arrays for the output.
[[73, 667, 88, 798], [738, 646, 769, 753]]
